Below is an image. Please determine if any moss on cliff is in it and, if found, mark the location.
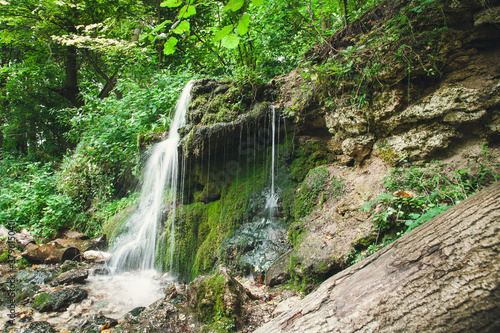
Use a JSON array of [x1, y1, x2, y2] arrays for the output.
[[159, 155, 268, 281]]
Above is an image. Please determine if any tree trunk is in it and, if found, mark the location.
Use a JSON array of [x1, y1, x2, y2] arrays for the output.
[[62, 45, 84, 108], [22, 243, 81, 264], [255, 182, 500, 332]]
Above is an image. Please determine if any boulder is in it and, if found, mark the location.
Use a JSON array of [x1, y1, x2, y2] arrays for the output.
[[50, 269, 88, 286], [33, 287, 88, 312], [82, 250, 111, 262], [265, 250, 292, 287], [341, 133, 376, 162], [187, 265, 248, 329]]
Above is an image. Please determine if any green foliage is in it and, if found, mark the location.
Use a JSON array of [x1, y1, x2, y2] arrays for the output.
[[355, 154, 498, 263], [58, 72, 194, 214], [0, 158, 78, 237]]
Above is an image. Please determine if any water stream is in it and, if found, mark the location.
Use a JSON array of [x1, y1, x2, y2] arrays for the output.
[[109, 81, 193, 273]]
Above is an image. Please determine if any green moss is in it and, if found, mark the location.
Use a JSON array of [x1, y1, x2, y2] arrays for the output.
[[0, 250, 8, 263], [293, 166, 329, 220], [289, 140, 333, 182], [159, 157, 268, 282], [33, 292, 49, 309], [376, 145, 406, 166], [288, 221, 305, 248], [195, 274, 238, 332], [101, 205, 135, 246]]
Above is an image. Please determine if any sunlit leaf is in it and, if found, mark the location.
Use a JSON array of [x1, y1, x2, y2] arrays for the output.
[[252, 0, 263, 6], [164, 36, 178, 55], [221, 34, 240, 49], [213, 25, 233, 42], [172, 21, 190, 34], [223, 0, 244, 12], [152, 20, 172, 34], [179, 4, 197, 18], [160, 0, 182, 7], [237, 13, 250, 35]]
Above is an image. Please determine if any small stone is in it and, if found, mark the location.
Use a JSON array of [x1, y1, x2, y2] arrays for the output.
[[51, 269, 88, 286]]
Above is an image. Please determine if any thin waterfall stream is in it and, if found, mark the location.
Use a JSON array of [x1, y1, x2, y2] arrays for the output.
[[70, 81, 194, 322], [109, 81, 193, 273]]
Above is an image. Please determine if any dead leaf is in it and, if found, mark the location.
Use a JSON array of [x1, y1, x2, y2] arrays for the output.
[[393, 190, 413, 198]]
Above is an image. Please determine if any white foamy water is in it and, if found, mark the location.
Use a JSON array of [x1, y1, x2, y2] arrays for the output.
[[110, 81, 193, 273]]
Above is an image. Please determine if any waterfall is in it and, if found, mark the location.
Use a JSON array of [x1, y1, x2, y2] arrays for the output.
[[224, 105, 287, 276], [110, 81, 193, 272], [268, 105, 277, 210]]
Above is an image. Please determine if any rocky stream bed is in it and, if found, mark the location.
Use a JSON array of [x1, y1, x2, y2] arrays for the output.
[[0, 246, 300, 333]]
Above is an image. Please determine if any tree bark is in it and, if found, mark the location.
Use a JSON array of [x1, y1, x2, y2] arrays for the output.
[[63, 45, 84, 108], [255, 182, 500, 333], [22, 243, 81, 264]]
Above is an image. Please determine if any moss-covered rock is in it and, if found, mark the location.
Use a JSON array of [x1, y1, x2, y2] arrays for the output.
[[33, 287, 88, 312], [159, 161, 269, 281], [187, 265, 248, 332]]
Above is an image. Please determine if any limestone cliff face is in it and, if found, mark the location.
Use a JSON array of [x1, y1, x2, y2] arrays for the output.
[[277, 0, 499, 164], [159, 0, 500, 285]]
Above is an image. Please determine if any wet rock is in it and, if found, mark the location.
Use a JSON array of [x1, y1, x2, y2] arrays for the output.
[[14, 284, 40, 305], [162, 282, 178, 301], [82, 250, 111, 262], [16, 266, 58, 289], [60, 260, 78, 273], [124, 306, 146, 322], [15, 321, 56, 333], [76, 314, 118, 333], [265, 250, 292, 287], [33, 287, 88, 312], [118, 298, 185, 332], [91, 266, 111, 275], [51, 269, 88, 286], [187, 265, 248, 330]]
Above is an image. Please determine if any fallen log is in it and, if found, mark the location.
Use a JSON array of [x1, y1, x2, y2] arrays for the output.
[[53, 236, 106, 253], [255, 182, 500, 333], [22, 242, 81, 264]]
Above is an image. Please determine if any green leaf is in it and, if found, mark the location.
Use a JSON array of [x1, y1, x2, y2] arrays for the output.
[[164, 37, 178, 55], [252, 0, 263, 6], [221, 34, 240, 49], [237, 13, 250, 35], [179, 4, 197, 18], [223, 0, 245, 12], [172, 21, 190, 34], [213, 25, 233, 42], [152, 20, 173, 34], [160, 0, 182, 7]]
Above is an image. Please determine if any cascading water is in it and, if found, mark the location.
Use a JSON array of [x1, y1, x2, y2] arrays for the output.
[[224, 105, 287, 276], [110, 81, 193, 272]]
